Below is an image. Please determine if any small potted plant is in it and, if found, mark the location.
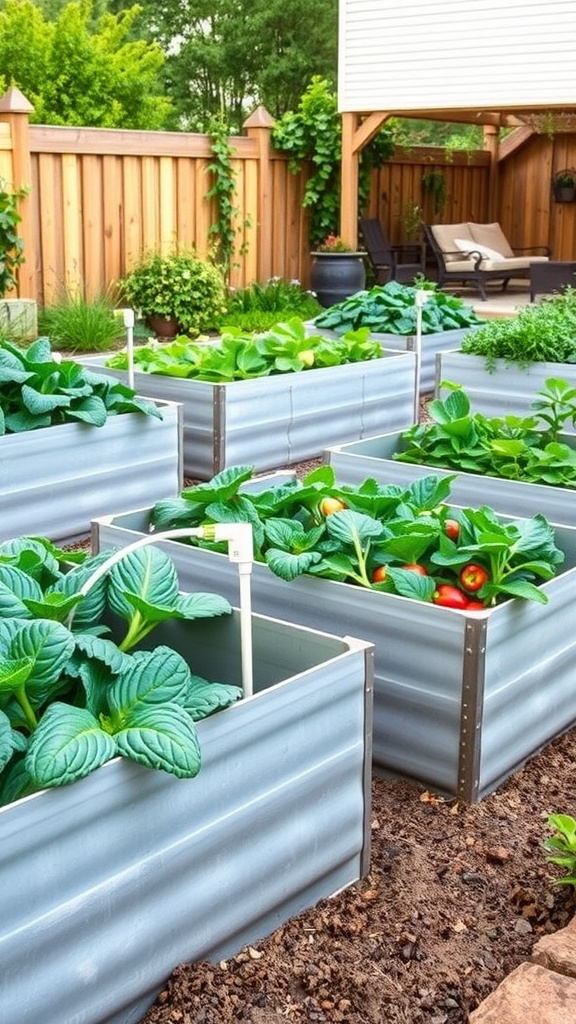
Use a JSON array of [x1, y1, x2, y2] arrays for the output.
[[310, 233, 366, 307], [119, 248, 227, 337], [552, 169, 576, 203]]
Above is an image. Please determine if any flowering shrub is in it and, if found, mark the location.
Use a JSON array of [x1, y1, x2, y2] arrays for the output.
[[315, 234, 355, 253], [119, 249, 227, 336]]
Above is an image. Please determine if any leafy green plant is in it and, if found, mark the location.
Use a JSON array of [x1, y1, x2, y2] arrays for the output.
[[119, 249, 227, 336], [0, 535, 241, 806], [314, 281, 482, 335], [0, 178, 29, 296], [272, 77, 394, 246], [38, 289, 126, 353], [0, 336, 161, 435], [150, 464, 564, 610], [544, 814, 576, 886], [221, 277, 322, 331], [105, 318, 382, 381], [459, 289, 576, 368], [395, 378, 576, 487]]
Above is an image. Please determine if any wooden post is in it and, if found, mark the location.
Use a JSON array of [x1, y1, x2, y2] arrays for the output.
[[0, 87, 36, 299], [244, 106, 275, 283], [483, 125, 500, 222], [340, 111, 392, 248]]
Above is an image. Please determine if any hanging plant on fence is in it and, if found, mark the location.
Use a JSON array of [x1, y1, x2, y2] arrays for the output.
[[421, 169, 447, 218]]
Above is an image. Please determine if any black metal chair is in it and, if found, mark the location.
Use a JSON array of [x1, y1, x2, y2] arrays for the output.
[[358, 217, 426, 285]]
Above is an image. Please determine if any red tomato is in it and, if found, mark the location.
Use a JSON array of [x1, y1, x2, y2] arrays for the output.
[[401, 563, 428, 575], [371, 565, 387, 583], [320, 497, 347, 516], [459, 563, 489, 592], [432, 585, 469, 610], [444, 519, 460, 541], [466, 601, 486, 611]]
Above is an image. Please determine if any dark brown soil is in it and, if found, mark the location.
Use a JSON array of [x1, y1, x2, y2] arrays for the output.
[[137, 727, 576, 1024]]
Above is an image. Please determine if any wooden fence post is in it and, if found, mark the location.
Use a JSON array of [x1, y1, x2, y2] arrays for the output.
[[243, 106, 275, 282], [483, 125, 500, 222], [0, 87, 36, 299]]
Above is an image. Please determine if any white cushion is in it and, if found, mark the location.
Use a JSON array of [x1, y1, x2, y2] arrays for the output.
[[453, 238, 504, 261]]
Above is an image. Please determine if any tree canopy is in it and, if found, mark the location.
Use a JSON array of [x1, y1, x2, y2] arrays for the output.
[[0, 0, 172, 128]]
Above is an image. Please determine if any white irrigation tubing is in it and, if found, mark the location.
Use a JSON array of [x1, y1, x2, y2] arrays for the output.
[[71, 523, 255, 698], [414, 289, 431, 421]]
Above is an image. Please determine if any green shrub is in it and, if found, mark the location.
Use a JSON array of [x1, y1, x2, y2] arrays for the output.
[[38, 291, 126, 354], [119, 249, 227, 336], [220, 277, 322, 330]]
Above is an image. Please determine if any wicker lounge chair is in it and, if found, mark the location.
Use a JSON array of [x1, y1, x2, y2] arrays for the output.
[[425, 222, 551, 300], [359, 218, 426, 284]]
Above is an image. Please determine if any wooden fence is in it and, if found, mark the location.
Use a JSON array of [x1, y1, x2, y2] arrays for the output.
[[2, 87, 576, 307]]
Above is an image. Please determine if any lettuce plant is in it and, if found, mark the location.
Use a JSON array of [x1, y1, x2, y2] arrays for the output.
[[0, 536, 241, 807], [106, 318, 382, 381]]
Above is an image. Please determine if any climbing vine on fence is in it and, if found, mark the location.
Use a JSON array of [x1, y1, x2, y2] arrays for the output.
[[206, 115, 249, 281], [0, 179, 29, 296], [272, 77, 395, 247]]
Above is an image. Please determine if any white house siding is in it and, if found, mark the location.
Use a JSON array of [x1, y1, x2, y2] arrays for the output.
[[338, 0, 576, 112]]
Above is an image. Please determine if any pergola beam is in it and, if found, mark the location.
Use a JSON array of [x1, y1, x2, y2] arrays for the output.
[[339, 103, 576, 247]]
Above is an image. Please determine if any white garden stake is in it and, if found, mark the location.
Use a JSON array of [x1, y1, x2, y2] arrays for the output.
[[72, 523, 255, 697], [414, 289, 431, 420], [114, 307, 136, 389]]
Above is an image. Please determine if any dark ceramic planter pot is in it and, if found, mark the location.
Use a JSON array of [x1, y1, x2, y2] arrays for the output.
[[310, 252, 366, 307]]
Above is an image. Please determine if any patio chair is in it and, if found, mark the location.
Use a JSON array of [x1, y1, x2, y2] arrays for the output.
[[359, 218, 426, 285], [425, 222, 551, 300]]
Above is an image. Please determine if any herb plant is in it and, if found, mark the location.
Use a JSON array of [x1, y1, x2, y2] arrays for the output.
[[105, 318, 382, 381], [544, 814, 576, 886], [459, 289, 576, 368], [0, 337, 161, 434], [395, 378, 576, 487], [151, 464, 564, 610], [0, 536, 241, 807], [313, 281, 482, 336]]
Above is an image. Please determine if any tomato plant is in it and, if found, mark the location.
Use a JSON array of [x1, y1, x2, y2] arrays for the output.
[[444, 519, 460, 541], [459, 563, 489, 592], [466, 601, 486, 611], [152, 464, 565, 608], [432, 585, 469, 610]]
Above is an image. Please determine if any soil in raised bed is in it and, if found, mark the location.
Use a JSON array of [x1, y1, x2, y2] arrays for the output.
[[138, 727, 576, 1024]]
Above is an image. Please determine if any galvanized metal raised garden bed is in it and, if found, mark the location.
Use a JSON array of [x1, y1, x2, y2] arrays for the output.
[[325, 429, 576, 527], [0, 398, 183, 544], [93, 503, 576, 804], [79, 351, 416, 479], [307, 324, 474, 394], [435, 350, 576, 431], [1, 608, 372, 1024]]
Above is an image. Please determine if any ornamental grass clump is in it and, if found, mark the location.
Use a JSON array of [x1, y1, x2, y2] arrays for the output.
[[38, 289, 126, 353], [459, 288, 576, 369], [119, 249, 227, 336]]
